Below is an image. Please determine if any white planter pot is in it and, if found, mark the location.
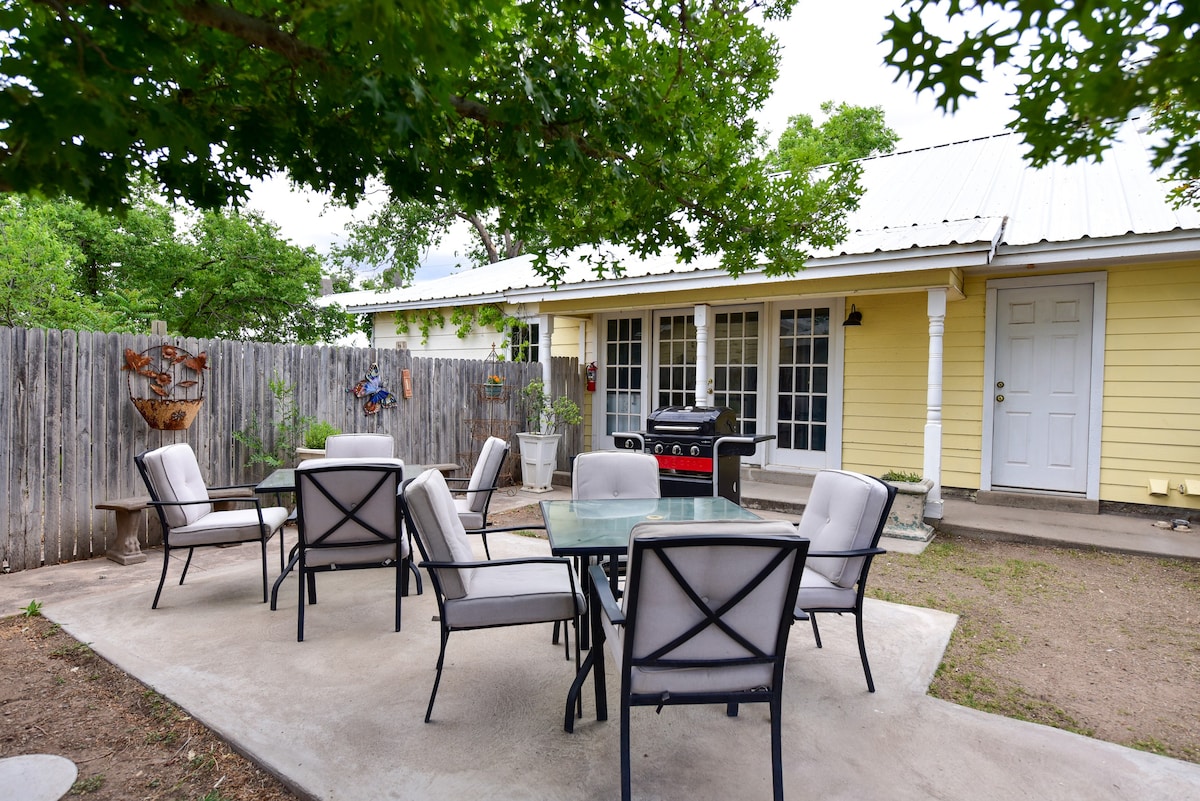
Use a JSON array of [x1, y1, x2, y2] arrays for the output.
[[516, 432, 562, 493], [296, 447, 326, 464], [883, 478, 935, 541]]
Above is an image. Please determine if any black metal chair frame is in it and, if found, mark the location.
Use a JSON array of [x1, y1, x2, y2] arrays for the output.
[[292, 463, 410, 642], [401, 501, 582, 723], [135, 450, 285, 610], [584, 532, 809, 801], [795, 479, 896, 693]]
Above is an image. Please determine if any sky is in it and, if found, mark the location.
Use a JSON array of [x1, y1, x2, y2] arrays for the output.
[[245, 0, 1020, 279]]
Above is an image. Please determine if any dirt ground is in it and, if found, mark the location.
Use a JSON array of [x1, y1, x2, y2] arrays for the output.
[[1, 517, 1197, 798]]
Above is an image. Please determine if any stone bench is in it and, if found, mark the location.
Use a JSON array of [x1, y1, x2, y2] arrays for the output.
[[95, 487, 256, 566]]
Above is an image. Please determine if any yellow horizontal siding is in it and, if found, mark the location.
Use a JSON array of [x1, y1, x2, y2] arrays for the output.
[[1099, 262, 1200, 508]]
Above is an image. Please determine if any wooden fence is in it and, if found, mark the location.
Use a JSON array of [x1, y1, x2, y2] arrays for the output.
[[0, 326, 583, 572]]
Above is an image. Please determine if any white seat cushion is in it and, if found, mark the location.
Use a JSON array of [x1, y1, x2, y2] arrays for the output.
[[453, 498, 485, 530], [443, 562, 584, 629], [795, 566, 857, 610], [171, 506, 288, 547]]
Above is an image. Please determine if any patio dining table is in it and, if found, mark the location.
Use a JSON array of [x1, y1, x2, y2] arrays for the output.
[[540, 496, 762, 732]]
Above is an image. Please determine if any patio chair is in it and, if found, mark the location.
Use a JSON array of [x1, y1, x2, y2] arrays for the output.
[[447, 435, 508, 558], [588, 519, 808, 801], [135, 443, 288, 609], [402, 468, 585, 722], [323, 433, 395, 458], [571, 450, 661, 500], [291, 458, 409, 641], [554, 449, 661, 643], [793, 469, 896, 692]]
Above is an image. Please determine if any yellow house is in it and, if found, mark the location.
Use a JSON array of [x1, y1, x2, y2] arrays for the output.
[[327, 123, 1200, 517]]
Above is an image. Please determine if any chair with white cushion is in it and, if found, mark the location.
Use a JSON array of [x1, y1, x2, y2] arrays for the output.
[[446, 435, 508, 558], [323, 433, 395, 459], [402, 468, 585, 722], [793, 469, 896, 692], [136, 443, 288, 609], [571, 450, 661, 501], [588, 519, 808, 801], [291, 458, 409, 641]]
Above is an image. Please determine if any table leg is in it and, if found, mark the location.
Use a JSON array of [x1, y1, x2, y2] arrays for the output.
[[564, 578, 608, 732]]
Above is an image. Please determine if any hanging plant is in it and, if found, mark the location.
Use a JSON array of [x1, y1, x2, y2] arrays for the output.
[[122, 344, 208, 430]]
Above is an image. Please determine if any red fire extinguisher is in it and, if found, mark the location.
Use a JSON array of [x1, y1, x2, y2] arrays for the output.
[[586, 361, 597, 392]]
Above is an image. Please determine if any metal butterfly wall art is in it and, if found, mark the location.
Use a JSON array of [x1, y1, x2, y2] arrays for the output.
[[349, 363, 397, 415]]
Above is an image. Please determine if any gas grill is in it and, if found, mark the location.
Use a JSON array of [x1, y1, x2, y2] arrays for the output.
[[614, 406, 773, 503]]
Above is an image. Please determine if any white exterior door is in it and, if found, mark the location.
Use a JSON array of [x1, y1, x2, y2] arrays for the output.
[[991, 284, 1094, 492]]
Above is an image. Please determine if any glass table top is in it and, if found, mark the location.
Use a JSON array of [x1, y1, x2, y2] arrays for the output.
[[541, 496, 761, 555]]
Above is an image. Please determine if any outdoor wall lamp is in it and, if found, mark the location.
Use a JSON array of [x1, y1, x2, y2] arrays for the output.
[[843, 304, 863, 326]]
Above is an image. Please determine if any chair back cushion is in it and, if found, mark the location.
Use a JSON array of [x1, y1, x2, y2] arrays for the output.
[[295, 459, 406, 565], [323, 433, 395, 458], [610, 520, 806, 695], [465, 436, 507, 513], [797, 469, 891, 588], [572, 451, 662, 500], [138, 443, 211, 528], [404, 469, 476, 598]]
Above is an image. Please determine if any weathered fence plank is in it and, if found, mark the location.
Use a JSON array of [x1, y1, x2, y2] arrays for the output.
[[1, 326, 583, 572]]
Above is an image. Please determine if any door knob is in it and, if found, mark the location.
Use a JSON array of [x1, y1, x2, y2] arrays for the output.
[[996, 394, 1005, 403]]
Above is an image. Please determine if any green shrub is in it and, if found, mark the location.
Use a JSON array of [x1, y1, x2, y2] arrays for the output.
[[304, 421, 341, 450]]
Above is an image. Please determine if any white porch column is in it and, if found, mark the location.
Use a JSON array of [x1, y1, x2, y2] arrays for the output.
[[923, 289, 947, 519], [539, 314, 554, 388], [693, 304, 711, 406]]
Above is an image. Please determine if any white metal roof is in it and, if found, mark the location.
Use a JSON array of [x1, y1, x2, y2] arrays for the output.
[[328, 121, 1200, 312]]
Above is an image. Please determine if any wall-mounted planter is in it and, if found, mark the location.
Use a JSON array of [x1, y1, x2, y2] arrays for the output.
[[131, 397, 204, 431], [122, 344, 208, 430], [882, 478, 936, 541]]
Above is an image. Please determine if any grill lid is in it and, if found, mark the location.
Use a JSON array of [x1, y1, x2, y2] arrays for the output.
[[645, 406, 738, 437]]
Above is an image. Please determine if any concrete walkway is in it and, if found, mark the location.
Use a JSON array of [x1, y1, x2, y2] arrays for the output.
[[2, 485, 1199, 800]]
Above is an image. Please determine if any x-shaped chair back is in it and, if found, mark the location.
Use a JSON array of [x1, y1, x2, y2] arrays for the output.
[[616, 521, 807, 696], [291, 458, 409, 641], [592, 519, 808, 801], [296, 459, 404, 553]]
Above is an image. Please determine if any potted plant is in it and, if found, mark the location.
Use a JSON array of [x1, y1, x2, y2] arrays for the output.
[[296, 421, 341, 463], [516, 379, 582, 492], [483, 373, 505, 399], [880, 470, 935, 541]]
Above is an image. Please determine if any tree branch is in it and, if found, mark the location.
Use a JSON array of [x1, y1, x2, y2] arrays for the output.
[[175, 0, 326, 66]]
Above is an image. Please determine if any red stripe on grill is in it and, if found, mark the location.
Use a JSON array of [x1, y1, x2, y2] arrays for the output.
[[654, 454, 713, 473]]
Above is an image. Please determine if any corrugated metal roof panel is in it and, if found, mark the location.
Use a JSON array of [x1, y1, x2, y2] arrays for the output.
[[327, 120, 1200, 311]]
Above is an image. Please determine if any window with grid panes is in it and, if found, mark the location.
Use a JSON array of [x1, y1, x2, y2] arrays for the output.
[[656, 313, 696, 408], [509, 322, 539, 363], [777, 307, 830, 451], [604, 317, 643, 435], [712, 310, 759, 435]]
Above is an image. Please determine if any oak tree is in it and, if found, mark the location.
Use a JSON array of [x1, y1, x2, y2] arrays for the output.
[[0, 1, 859, 282]]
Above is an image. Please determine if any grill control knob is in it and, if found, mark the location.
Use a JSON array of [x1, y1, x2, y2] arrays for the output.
[[672, 444, 682, 455], [653, 443, 664, 454], [690, 445, 701, 457], [625, 439, 636, 449]]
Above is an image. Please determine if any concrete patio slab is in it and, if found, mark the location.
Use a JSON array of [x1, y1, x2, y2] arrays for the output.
[[15, 528, 1200, 801]]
